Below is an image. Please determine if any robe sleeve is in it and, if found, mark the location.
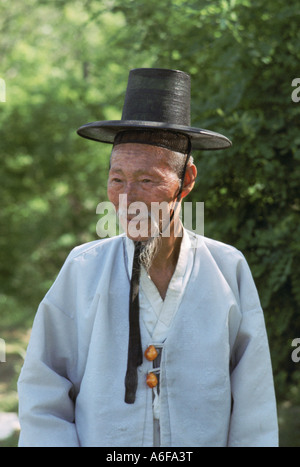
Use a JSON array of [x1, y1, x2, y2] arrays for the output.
[[227, 255, 279, 447], [18, 254, 80, 447]]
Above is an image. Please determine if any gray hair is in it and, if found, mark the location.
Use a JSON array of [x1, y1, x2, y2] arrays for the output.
[[164, 150, 194, 180]]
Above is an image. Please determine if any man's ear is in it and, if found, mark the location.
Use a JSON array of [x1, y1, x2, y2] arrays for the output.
[[180, 163, 197, 199]]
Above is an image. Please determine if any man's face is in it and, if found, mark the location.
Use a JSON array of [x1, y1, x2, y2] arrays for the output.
[[107, 143, 181, 242]]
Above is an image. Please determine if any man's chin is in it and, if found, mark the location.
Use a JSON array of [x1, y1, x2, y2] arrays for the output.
[[125, 233, 154, 243]]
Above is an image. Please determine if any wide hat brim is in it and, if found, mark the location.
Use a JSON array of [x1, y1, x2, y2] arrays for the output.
[[77, 120, 232, 150]]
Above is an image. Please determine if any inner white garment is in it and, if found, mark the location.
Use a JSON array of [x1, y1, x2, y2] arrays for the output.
[[125, 229, 196, 443]]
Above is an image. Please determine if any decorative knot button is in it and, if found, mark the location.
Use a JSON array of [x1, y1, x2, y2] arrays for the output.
[[146, 372, 158, 388], [144, 345, 158, 361]]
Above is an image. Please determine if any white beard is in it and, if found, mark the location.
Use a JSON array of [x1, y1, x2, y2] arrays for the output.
[[138, 234, 162, 272]]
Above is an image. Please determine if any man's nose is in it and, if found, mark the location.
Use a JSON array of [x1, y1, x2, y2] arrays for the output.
[[123, 182, 140, 204]]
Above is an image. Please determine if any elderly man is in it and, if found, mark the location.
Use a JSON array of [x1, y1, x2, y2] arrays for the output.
[[18, 68, 278, 447]]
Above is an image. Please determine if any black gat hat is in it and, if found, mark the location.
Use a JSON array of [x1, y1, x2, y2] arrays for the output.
[[77, 68, 232, 151]]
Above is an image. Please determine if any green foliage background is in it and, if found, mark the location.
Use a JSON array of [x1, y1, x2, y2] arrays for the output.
[[0, 0, 299, 446]]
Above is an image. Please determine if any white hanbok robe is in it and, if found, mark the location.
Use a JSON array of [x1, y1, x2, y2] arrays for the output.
[[18, 230, 278, 447]]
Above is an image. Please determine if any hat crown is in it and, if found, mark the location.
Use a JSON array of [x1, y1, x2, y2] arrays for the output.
[[122, 68, 191, 127]]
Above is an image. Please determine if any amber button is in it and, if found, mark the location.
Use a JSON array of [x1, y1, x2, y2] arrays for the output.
[[146, 372, 158, 388], [144, 345, 158, 361]]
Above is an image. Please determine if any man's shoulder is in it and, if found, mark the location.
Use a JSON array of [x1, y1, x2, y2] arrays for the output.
[[68, 234, 126, 262], [188, 231, 259, 309], [202, 235, 243, 259], [186, 230, 246, 277], [187, 230, 243, 259]]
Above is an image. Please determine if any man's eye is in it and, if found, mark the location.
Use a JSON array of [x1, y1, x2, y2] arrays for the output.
[[112, 178, 122, 183], [141, 179, 151, 183]]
